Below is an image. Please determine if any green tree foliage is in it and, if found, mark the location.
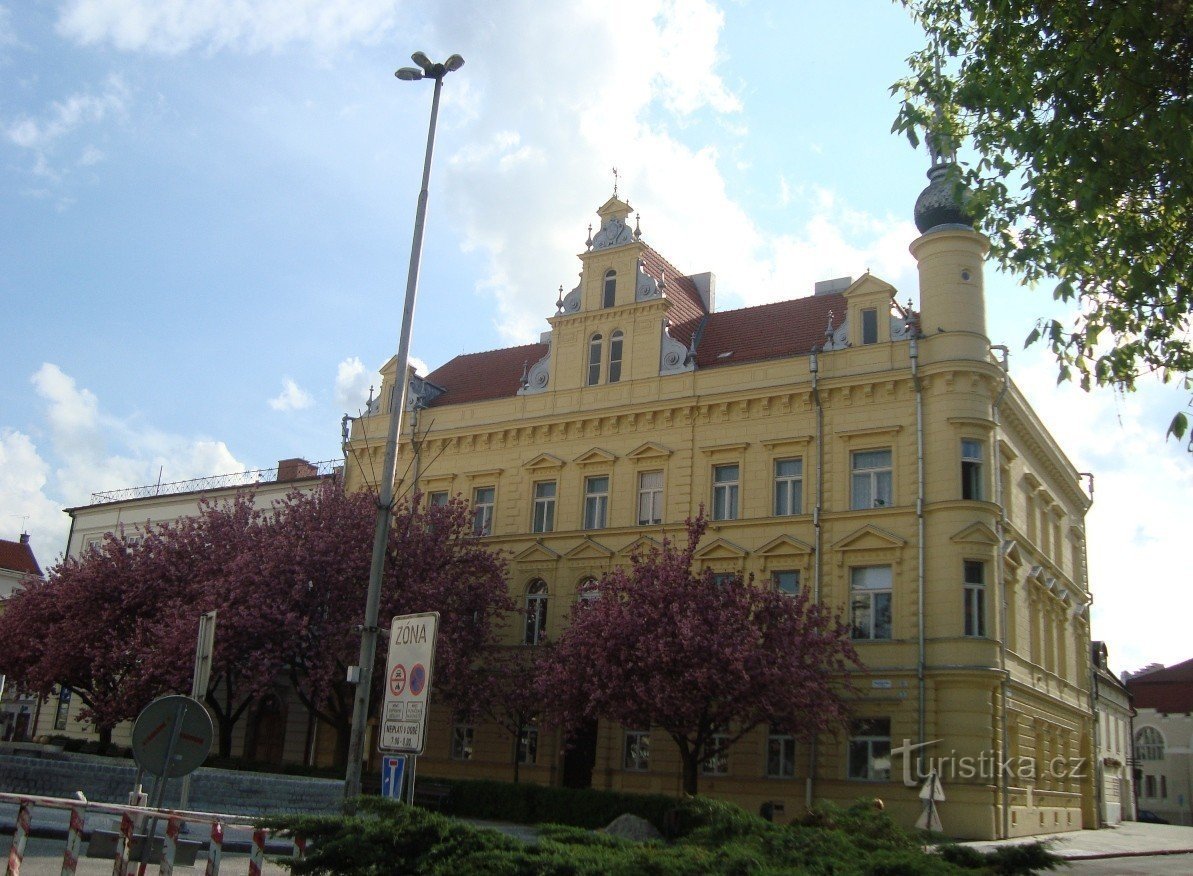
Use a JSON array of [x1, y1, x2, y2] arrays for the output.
[[892, 0, 1193, 442]]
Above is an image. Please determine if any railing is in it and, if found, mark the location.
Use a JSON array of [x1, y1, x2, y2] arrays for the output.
[[89, 460, 342, 506], [0, 792, 303, 875]]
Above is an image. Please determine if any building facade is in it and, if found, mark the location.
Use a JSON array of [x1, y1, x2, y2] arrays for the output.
[[30, 459, 338, 766], [1126, 659, 1193, 825], [0, 533, 45, 741], [1091, 641, 1135, 825], [345, 168, 1096, 839]]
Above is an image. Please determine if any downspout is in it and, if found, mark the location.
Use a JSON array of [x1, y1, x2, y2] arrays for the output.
[[911, 338, 926, 773], [989, 344, 1011, 838], [1078, 472, 1098, 827], [807, 349, 824, 810]]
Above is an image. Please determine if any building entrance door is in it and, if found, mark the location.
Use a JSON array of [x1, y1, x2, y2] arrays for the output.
[[561, 720, 598, 789]]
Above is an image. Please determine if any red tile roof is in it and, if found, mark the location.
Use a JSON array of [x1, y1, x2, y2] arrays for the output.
[[424, 342, 549, 408], [1128, 658, 1193, 713], [640, 245, 707, 329], [422, 292, 848, 408], [0, 538, 43, 578]]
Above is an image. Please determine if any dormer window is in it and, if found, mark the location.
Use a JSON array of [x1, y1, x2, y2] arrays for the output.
[[609, 330, 624, 383], [861, 308, 879, 345], [603, 270, 616, 308], [587, 333, 603, 385]]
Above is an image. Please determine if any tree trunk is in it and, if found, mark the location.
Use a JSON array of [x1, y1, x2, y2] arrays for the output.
[[512, 720, 523, 784], [98, 724, 113, 750], [680, 746, 699, 796]]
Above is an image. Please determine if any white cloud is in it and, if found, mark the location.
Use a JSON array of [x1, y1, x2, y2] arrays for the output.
[[5, 74, 128, 151], [0, 429, 71, 563], [334, 356, 376, 409], [268, 378, 314, 412], [55, 0, 399, 54]]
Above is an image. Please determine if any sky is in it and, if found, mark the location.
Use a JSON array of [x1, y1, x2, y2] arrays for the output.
[[1, 0, 1189, 675]]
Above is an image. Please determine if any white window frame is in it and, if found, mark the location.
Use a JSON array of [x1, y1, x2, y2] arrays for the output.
[[848, 718, 891, 781], [624, 729, 650, 771], [851, 449, 892, 509], [583, 475, 609, 530], [602, 269, 616, 308], [451, 721, 474, 761], [772, 570, 800, 596], [608, 330, 624, 383], [850, 566, 892, 640], [702, 734, 730, 776], [774, 458, 803, 516], [427, 490, 449, 508], [961, 439, 984, 500], [712, 463, 740, 521], [766, 729, 796, 778], [1135, 727, 1165, 761], [471, 486, 495, 536], [586, 333, 603, 386], [524, 580, 548, 645], [531, 481, 556, 534], [517, 724, 539, 766], [637, 470, 664, 525], [963, 560, 986, 637]]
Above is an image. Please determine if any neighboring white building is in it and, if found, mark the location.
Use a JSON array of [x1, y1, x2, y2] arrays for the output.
[[0, 533, 45, 741], [32, 458, 339, 766], [1091, 642, 1134, 825], [1126, 658, 1193, 825]]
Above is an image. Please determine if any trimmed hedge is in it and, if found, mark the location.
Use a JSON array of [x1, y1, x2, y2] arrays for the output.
[[428, 777, 679, 831]]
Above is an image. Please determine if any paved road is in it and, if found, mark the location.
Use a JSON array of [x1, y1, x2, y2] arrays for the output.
[[1064, 852, 1193, 874], [12, 836, 290, 875]]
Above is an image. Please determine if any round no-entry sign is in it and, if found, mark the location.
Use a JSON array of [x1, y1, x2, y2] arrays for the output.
[[131, 695, 213, 778]]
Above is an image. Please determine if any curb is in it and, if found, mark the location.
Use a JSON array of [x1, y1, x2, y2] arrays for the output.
[[1058, 846, 1193, 861]]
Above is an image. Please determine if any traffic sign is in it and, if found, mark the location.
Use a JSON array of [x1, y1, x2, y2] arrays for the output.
[[131, 695, 213, 778], [378, 612, 439, 753], [381, 755, 406, 799]]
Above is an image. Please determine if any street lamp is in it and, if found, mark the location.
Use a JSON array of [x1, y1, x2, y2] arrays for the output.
[[343, 51, 464, 803]]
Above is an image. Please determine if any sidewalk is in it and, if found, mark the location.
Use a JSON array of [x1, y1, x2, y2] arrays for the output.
[[960, 821, 1193, 861]]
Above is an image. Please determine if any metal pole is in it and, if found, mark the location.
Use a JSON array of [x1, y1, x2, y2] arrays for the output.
[[344, 59, 456, 802], [180, 611, 216, 812]]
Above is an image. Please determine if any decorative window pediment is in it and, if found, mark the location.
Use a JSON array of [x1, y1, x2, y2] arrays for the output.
[[514, 542, 562, 563], [949, 522, 1000, 547], [573, 447, 617, 466], [832, 524, 906, 569], [565, 538, 615, 560], [619, 535, 662, 557], [757, 534, 815, 557], [1001, 539, 1024, 570], [701, 442, 749, 457], [465, 468, 503, 481], [523, 453, 565, 471], [838, 425, 902, 444], [626, 441, 672, 460], [693, 537, 749, 561], [761, 435, 814, 452]]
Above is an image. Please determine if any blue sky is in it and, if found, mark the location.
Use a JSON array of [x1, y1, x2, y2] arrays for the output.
[[1, 0, 1189, 672]]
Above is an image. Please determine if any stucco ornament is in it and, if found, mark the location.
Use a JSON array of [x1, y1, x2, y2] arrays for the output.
[[591, 215, 634, 250], [635, 258, 661, 301], [519, 351, 551, 395]]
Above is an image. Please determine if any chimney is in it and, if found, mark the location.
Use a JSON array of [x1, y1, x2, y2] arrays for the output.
[[277, 458, 318, 482], [19, 533, 30, 544]]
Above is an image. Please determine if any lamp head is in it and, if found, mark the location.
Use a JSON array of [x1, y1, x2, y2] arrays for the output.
[[411, 51, 434, 73], [395, 67, 423, 81], [444, 54, 465, 72]]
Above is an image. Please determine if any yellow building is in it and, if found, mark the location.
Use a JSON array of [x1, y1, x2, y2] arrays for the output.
[[344, 162, 1094, 839]]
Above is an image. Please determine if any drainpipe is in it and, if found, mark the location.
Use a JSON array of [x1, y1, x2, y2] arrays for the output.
[[807, 349, 824, 810], [911, 338, 926, 773], [989, 343, 1011, 838], [1077, 472, 1097, 827]]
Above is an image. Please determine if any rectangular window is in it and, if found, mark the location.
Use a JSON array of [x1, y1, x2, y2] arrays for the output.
[[850, 566, 892, 640], [851, 449, 892, 509], [848, 718, 891, 781], [428, 490, 449, 508], [774, 458, 803, 516], [1000, 466, 1013, 521], [861, 308, 879, 345], [451, 722, 474, 761], [53, 687, 71, 731], [531, 481, 556, 533], [964, 560, 986, 637], [712, 464, 740, 521], [767, 730, 796, 778], [472, 486, 495, 536], [517, 725, 539, 766], [524, 583, 548, 645], [711, 572, 737, 586], [961, 439, 984, 500], [1144, 775, 1156, 798], [637, 470, 664, 525], [773, 570, 800, 596], [702, 734, 729, 776], [583, 476, 609, 529], [624, 730, 650, 771]]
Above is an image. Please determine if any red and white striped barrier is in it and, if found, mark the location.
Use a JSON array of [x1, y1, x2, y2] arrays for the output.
[[204, 822, 223, 876], [112, 811, 137, 876], [5, 801, 31, 876], [292, 835, 306, 860], [157, 817, 182, 876], [247, 829, 265, 876], [61, 806, 85, 876]]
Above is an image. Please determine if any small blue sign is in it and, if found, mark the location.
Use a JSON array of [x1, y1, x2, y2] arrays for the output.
[[381, 755, 406, 799]]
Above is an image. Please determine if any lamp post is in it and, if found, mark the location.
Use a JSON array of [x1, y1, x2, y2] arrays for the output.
[[343, 51, 464, 803]]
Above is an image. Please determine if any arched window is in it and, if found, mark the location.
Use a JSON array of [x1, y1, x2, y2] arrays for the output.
[[1135, 726, 1165, 761], [608, 330, 624, 383], [577, 576, 600, 606], [603, 270, 616, 308], [587, 334, 603, 386], [524, 579, 548, 645]]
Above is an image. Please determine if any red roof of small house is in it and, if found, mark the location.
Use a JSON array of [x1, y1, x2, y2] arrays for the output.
[[422, 291, 846, 408], [1127, 658, 1193, 713], [0, 537, 43, 578]]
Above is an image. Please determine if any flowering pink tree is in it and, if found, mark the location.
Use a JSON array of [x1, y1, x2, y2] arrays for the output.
[[468, 644, 551, 783], [542, 515, 859, 795]]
